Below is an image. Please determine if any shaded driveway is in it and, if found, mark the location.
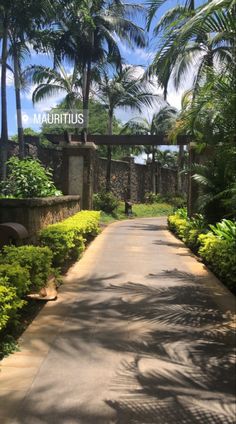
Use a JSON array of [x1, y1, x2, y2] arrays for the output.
[[0, 218, 235, 423]]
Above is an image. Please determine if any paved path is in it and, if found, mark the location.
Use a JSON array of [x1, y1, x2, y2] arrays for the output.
[[0, 218, 235, 424]]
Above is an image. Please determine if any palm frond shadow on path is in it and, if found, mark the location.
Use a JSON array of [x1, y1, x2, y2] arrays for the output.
[[54, 268, 235, 423], [99, 270, 235, 424]]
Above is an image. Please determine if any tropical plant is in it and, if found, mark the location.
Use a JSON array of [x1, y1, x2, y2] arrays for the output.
[[97, 66, 158, 190], [30, 63, 83, 109], [0, 157, 62, 198], [0, 0, 54, 172], [209, 219, 236, 245], [192, 148, 236, 223], [93, 190, 119, 213], [50, 0, 146, 140], [147, 0, 234, 99]]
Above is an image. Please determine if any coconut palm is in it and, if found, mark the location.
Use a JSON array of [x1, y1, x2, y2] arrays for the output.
[[96, 66, 158, 191], [0, 0, 54, 175], [51, 0, 146, 141], [30, 63, 83, 110], [146, 0, 196, 99], [147, 0, 234, 99], [122, 106, 178, 192], [146, 0, 195, 32], [0, 0, 10, 179]]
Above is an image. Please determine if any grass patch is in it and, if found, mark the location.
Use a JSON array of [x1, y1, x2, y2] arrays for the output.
[[100, 201, 173, 225]]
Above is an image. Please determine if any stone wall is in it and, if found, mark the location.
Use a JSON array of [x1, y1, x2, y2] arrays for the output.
[[7, 140, 187, 203], [0, 196, 80, 242], [93, 156, 185, 202]]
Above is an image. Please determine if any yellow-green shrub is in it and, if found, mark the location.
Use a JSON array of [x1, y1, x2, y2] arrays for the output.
[[198, 233, 236, 290], [0, 246, 53, 292], [168, 209, 206, 251], [40, 211, 100, 268], [0, 264, 30, 297], [0, 277, 25, 331]]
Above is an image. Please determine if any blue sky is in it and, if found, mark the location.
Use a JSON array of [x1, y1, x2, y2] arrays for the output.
[[0, 0, 206, 136]]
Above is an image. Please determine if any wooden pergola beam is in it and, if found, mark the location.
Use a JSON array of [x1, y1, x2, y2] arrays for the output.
[[42, 133, 190, 146], [86, 134, 189, 146]]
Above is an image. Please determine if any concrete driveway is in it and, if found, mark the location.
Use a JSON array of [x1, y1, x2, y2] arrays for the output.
[[0, 217, 235, 423]]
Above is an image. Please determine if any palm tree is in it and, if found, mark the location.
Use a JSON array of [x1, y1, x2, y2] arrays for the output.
[[147, 0, 196, 100], [122, 105, 178, 192], [0, 0, 10, 179], [0, 0, 54, 173], [147, 0, 234, 99], [30, 63, 83, 110], [51, 0, 146, 141], [96, 66, 158, 191], [192, 148, 236, 223]]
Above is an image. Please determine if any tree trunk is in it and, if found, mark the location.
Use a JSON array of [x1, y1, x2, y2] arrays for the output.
[[177, 144, 184, 193], [152, 146, 156, 193], [0, 17, 9, 180], [82, 58, 91, 143], [13, 44, 24, 158], [106, 112, 113, 192]]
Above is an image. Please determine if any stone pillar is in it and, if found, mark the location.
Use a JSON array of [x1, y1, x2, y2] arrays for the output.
[[62, 142, 96, 210]]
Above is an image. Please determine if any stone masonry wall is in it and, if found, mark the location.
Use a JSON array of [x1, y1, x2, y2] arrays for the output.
[[7, 141, 186, 203], [0, 196, 81, 242]]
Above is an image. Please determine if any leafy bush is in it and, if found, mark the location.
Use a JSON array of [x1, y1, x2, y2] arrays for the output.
[[145, 192, 186, 208], [198, 232, 236, 290], [0, 264, 30, 297], [0, 277, 25, 331], [1, 157, 62, 198], [182, 214, 207, 251], [40, 211, 100, 268], [93, 190, 119, 213], [144, 192, 163, 204], [40, 225, 85, 267], [168, 209, 236, 290], [167, 208, 188, 239], [209, 219, 236, 245], [0, 246, 53, 292], [168, 209, 206, 251]]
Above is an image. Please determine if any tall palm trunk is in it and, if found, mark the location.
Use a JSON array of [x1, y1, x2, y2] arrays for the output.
[[0, 17, 9, 180], [177, 144, 184, 193], [152, 146, 156, 193], [82, 60, 91, 142], [13, 44, 24, 158], [106, 110, 113, 192]]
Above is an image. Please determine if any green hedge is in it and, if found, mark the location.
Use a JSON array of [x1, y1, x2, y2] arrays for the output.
[[0, 264, 30, 297], [0, 246, 53, 292], [40, 210, 100, 268], [0, 276, 25, 331], [168, 210, 236, 290], [198, 233, 236, 290]]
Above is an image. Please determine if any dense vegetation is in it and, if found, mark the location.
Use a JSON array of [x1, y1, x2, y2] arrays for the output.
[[168, 209, 236, 291], [40, 210, 100, 268], [0, 157, 61, 198]]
